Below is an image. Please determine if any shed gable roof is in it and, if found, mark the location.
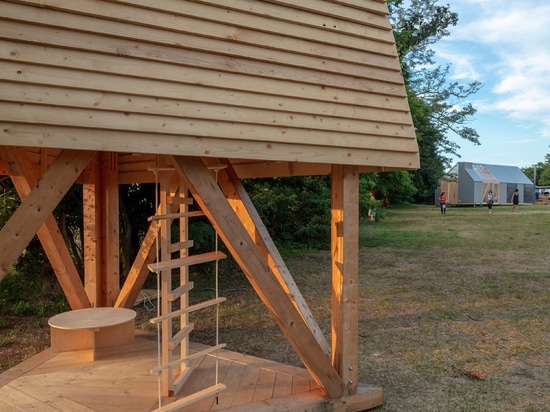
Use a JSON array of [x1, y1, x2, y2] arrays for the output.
[[448, 162, 532, 185], [0, 0, 419, 176]]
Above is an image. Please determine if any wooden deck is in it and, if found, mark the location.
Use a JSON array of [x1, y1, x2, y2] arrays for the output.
[[0, 330, 382, 411]]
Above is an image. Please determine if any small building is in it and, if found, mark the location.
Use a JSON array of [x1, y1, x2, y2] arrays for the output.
[[436, 162, 534, 206]]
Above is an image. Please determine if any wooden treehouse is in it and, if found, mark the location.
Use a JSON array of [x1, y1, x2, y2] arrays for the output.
[[0, 0, 419, 411]]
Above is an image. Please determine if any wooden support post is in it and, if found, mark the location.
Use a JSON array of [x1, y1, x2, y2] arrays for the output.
[[82, 154, 103, 307], [0, 148, 95, 284], [169, 155, 343, 399], [0, 147, 92, 309], [331, 164, 359, 396], [101, 152, 120, 306], [81, 152, 119, 307]]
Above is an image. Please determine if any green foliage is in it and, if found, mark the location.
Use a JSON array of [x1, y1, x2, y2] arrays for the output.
[[388, 0, 482, 202], [523, 151, 550, 186], [0, 269, 68, 316], [0, 183, 19, 227], [244, 176, 332, 249]]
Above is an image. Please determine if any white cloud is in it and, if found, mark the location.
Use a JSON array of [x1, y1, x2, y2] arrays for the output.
[[439, 0, 550, 136]]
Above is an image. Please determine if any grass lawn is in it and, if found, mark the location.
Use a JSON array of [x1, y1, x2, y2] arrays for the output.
[[190, 203, 550, 411], [3, 203, 549, 411]]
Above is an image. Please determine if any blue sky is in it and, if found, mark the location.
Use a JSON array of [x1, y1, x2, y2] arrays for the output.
[[431, 0, 550, 169]]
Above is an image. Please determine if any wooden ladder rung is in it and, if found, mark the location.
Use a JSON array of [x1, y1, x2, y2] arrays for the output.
[[169, 240, 193, 254], [168, 282, 194, 302], [150, 297, 226, 324], [148, 210, 204, 221], [152, 344, 227, 373], [167, 196, 193, 205], [148, 251, 226, 273], [156, 383, 226, 412], [168, 323, 194, 350]]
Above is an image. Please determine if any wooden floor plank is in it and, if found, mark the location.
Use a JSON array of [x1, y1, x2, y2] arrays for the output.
[[0, 347, 57, 387], [0, 332, 382, 411], [272, 372, 293, 398], [252, 367, 276, 403], [230, 363, 262, 408], [0, 384, 80, 412], [210, 360, 247, 411], [168, 353, 217, 411]]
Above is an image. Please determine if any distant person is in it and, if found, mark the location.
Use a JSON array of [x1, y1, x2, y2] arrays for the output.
[[511, 189, 519, 212], [439, 191, 447, 215], [486, 189, 494, 213]]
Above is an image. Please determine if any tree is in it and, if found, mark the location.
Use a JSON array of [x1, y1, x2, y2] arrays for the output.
[[523, 150, 550, 186], [388, 0, 482, 202]]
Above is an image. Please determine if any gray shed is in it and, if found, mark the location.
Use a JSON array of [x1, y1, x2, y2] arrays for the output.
[[437, 162, 534, 206]]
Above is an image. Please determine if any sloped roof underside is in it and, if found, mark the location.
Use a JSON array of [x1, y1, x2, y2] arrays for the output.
[[0, 0, 419, 177]]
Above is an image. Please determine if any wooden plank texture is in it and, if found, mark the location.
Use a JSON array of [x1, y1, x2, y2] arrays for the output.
[[0, 0, 419, 171], [0, 336, 382, 411]]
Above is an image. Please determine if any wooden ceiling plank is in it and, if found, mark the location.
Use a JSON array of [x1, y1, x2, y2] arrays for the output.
[[2, 82, 413, 128], [169, 155, 343, 399], [15, 0, 396, 55], [0, 148, 96, 282], [1, 2, 397, 71], [0, 102, 418, 151], [0, 18, 403, 84], [0, 62, 409, 113], [0, 84, 414, 137], [0, 41, 406, 98]]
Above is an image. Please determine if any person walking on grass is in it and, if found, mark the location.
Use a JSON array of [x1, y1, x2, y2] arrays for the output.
[[439, 191, 447, 215], [511, 189, 519, 212], [486, 189, 494, 214]]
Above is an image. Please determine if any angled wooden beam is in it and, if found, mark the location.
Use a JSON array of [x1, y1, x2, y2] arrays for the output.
[[331, 164, 360, 395], [0, 148, 95, 308], [169, 155, 343, 399], [204, 157, 330, 357]]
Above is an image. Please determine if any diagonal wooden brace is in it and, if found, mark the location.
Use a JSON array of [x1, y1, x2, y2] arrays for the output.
[[0, 147, 95, 311], [169, 155, 343, 399]]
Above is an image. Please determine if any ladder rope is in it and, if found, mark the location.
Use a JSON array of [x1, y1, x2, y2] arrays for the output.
[[213, 167, 221, 388], [152, 165, 162, 411], [149, 162, 226, 409]]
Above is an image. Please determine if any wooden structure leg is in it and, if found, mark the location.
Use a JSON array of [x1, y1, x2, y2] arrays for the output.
[[82, 152, 120, 307], [331, 164, 360, 395], [0, 146, 91, 309], [0, 148, 95, 288]]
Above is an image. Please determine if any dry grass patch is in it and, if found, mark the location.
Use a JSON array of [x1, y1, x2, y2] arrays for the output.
[[2, 204, 550, 412]]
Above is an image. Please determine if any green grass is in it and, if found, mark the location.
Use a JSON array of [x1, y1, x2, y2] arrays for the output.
[[355, 204, 550, 411], [177, 204, 550, 411]]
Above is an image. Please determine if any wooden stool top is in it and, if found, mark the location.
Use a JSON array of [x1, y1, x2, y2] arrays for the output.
[[48, 307, 136, 330]]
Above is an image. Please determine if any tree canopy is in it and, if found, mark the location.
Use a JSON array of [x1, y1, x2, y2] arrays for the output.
[[387, 0, 482, 203]]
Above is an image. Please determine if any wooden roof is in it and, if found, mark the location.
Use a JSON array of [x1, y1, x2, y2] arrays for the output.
[[0, 0, 419, 178]]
